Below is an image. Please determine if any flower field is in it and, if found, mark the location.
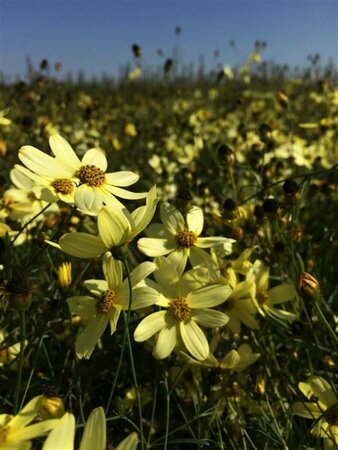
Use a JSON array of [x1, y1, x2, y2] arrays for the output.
[[0, 61, 337, 449]]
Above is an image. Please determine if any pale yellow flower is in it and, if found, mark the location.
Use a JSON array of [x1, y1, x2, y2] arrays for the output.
[[67, 252, 157, 359], [0, 110, 11, 126], [2, 166, 58, 225], [19, 134, 146, 214], [134, 255, 231, 360], [0, 396, 60, 449], [293, 376, 338, 449], [247, 260, 297, 322], [0, 332, 27, 369], [48, 186, 158, 259], [182, 343, 260, 372], [138, 203, 233, 274]]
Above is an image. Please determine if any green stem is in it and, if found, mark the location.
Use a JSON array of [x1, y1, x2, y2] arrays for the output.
[[313, 300, 338, 348], [105, 255, 132, 415], [14, 310, 26, 413], [240, 163, 338, 205], [163, 377, 170, 450], [11, 203, 52, 246], [121, 256, 145, 450]]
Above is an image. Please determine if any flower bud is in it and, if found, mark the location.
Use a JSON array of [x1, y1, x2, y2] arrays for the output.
[[275, 91, 289, 108], [297, 272, 320, 302], [58, 262, 72, 290], [40, 396, 65, 419]]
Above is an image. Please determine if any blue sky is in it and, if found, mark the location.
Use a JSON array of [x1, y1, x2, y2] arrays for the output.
[[0, 0, 337, 80]]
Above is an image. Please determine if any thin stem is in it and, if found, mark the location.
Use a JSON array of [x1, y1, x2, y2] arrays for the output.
[[105, 255, 132, 415], [11, 203, 52, 246], [121, 256, 145, 450], [240, 163, 338, 205], [313, 300, 338, 348], [163, 376, 170, 450], [14, 310, 26, 413]]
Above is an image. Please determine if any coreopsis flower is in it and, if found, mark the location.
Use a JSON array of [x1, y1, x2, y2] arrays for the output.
[[137, 203, 233, 274], [195, 249, 258, 333], [18, 134, 146, 214], [223, 279, 259, 333], [47, 186, 158, 259], [134, 255, 231, 360], [182, 343, 260, 371], [1, 166, 58, 226], [0, 109, 11, 126], [67, 252, 157, 359], [11, 164, 76, 206], [0, 396, 60, 449], [42, 407, 106, 450], [293, 376, 338, 449], [0, 331, 27, 369], [247, 260, 297, 322]]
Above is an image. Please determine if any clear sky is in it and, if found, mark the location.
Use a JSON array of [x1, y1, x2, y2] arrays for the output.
[[0, 0, 337, 80]]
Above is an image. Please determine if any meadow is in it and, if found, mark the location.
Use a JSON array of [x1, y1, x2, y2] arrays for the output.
[[0, 52, 337, 449]]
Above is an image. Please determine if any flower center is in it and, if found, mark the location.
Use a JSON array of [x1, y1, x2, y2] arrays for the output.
[[0, 425, 8, 444], [256, 289, 269, 306], [168, 297, 192, 322], [96, 289, 118, 314], [324, 406, 338, 426], [176, 229, 197, 248], [2, 195, 14, 211], [77, 165, 106, 187], [52, 178, 74, 194]]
